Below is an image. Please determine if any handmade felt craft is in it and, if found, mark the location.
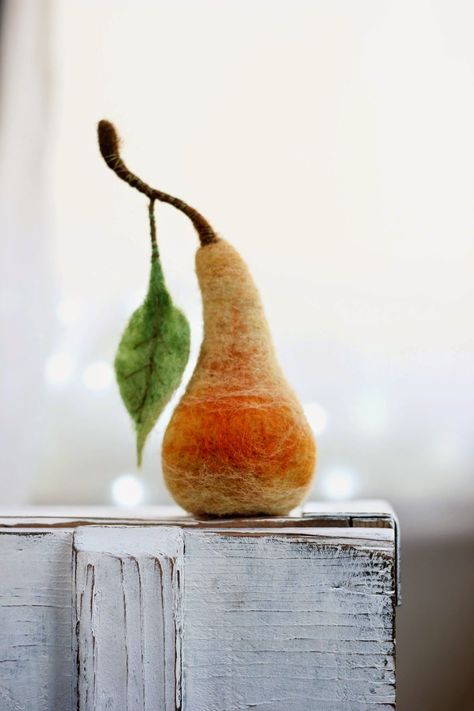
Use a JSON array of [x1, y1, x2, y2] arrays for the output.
[[114, 202, 190, 465], [98, 120, 316, 516]]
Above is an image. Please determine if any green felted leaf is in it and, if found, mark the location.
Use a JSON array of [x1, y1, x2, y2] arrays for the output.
[[114, 252, 190, 466]]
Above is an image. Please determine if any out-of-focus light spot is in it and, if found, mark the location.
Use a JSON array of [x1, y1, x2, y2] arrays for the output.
[[82, 361, 113, 390], [303, 402, 328, 436], [353, 393, 389, 436], [319, 465, 359, 501], [56, 298, 82, 325], [45, 352, 75, 385], [111, 474, 145, 506]]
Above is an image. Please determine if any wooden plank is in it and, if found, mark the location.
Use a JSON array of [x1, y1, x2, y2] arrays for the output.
[[303, 500, 397, 517], [351, 518, 392, 529], [73, 527, 183, 711], [182, 528, 396, 711], [0, 501, 394, 529], [0, 507, 399, 709], [0, 530, 73, 710]]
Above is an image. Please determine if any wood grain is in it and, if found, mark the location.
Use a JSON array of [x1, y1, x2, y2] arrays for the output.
[[0, 531, 73, 710], [182, 528, 396, 711], [74, 527, 183, 711], [0, 505, 398, 710]]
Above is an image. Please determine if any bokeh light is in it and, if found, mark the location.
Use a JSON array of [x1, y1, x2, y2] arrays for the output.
[[111, 474, 145, 506], [319, 465, 360, 501]]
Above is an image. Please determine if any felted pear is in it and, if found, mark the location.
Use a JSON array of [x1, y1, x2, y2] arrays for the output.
[[162, 239, 316, 516], [98, 120, 316, 516]]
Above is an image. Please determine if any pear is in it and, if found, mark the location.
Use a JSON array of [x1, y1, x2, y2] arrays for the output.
[[98, 120, 316, 517], [162, 239, 316, 516]]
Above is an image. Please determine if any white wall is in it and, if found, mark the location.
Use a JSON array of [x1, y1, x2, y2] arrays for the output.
[[1, 0, 473, 506]]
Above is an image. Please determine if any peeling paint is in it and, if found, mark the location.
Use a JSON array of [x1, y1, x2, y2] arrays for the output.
[[0, 509, 397, 710]]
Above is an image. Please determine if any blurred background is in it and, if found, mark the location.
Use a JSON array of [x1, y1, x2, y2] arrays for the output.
[[0, 1, 472, 708]]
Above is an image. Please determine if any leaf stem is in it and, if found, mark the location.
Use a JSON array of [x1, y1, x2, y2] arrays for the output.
[[98, 120, 218, 246], [148, 199, 158, 261]]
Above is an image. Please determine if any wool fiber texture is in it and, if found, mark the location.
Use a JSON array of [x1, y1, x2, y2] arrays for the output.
[[115, 251, 190, 465], [162, 239, 316, 516]]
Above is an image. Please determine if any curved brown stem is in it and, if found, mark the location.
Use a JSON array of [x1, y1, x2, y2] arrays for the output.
[[98, 120, 218, 246]]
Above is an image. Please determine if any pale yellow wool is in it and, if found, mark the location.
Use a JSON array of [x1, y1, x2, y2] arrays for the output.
[[162, 239, 316, 516]]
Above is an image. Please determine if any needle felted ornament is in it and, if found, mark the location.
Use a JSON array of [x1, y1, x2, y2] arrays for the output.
[[98, 124, 190, 466], [98, 120, 316, 516]]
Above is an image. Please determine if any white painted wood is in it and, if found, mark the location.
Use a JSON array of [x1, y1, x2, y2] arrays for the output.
[[0, 530, 73, 710], [0, 506, 187, 528], [302, 500, 397, 516], [0, 500, 395, 521], [0, 504, 398, 710], [73, 527, 183, 711], [182, 528, 396, 711]]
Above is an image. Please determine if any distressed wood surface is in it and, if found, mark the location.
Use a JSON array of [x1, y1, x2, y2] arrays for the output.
[[74, 527, 182, 711], [0, 500, 396, 528], [0, 530, 73, 710], [182, 528, 395, 711], [0, 504, 398, 710]]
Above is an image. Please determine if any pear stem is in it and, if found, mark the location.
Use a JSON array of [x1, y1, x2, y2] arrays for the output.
[[98, 120, 218, 246]]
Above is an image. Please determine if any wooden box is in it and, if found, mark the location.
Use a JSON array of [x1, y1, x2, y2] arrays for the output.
[[0, 501, 399, 710]]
